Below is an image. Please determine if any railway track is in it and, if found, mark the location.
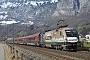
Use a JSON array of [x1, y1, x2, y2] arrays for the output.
[[14, 44, 90, 60]]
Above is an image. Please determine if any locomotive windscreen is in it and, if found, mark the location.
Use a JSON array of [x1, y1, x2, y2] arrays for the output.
[[65, 29, 78, 37]]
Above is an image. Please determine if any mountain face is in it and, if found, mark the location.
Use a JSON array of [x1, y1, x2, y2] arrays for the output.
[[0, 0, 90, 25], [0, 0, 90, 39], [53, 0, 80, 16]]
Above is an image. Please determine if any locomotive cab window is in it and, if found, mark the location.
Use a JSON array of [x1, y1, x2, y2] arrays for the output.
[[65, 29, 78, 37]]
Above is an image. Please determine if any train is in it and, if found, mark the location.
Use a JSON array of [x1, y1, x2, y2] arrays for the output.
[[6, 26, 79, 51]]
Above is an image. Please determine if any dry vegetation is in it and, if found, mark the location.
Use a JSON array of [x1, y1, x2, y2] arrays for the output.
[[1, 43, 20, 60]]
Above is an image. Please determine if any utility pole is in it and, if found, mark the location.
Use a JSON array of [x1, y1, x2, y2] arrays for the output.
[[12, 23, 15, 53]]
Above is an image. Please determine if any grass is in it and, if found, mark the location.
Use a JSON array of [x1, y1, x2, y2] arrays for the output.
[[83, 43, 90, 48]]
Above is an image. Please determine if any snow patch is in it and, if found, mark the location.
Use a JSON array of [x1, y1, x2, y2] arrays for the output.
[[51, 0, 58, 3], [21, 21, 34, 25], [0, 20, 17, 25]]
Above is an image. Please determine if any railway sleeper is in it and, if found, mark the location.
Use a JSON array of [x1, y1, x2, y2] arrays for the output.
[[53, 45, 66, 50]]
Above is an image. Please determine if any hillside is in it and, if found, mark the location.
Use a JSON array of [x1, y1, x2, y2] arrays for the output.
[[0, 0, 90, 40]]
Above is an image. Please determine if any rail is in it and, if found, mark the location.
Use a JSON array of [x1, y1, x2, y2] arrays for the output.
[[7, 44, 90, 60]]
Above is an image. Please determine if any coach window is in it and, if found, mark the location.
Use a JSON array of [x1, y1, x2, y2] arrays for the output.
[[28, 38, 35, 40]]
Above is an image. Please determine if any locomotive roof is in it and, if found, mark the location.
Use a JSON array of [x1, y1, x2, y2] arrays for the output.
[[44, 27, 75, 33]]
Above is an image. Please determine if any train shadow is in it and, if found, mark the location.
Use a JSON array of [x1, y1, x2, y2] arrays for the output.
[[77, 47, 90, 51]]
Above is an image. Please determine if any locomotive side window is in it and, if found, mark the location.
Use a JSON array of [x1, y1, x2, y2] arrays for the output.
[[60, 31, 63, 36]]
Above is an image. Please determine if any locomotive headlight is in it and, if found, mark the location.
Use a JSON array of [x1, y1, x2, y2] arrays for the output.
[[69, 39, 74, 41], [69, 39, 77, 41]]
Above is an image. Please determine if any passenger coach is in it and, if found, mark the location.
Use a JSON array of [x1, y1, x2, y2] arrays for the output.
[[6, 27, 79, 51]]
